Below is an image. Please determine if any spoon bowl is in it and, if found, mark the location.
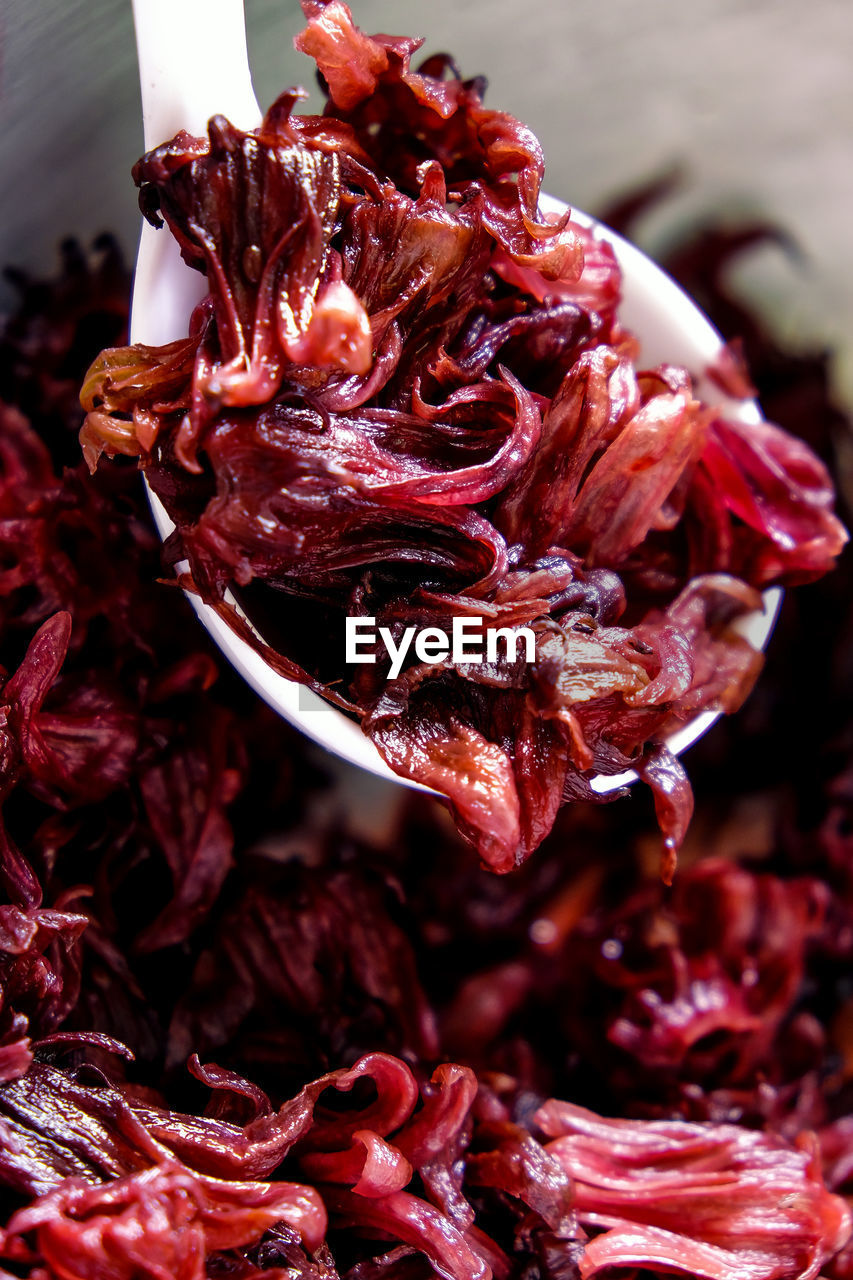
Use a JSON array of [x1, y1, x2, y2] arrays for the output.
[[130, 0, 781, 796]]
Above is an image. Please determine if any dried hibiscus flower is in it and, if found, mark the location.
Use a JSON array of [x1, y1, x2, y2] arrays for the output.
[[1, 1045, 848, 1280], [80, 0, 846, 876], [3, 63, 853, 1278]]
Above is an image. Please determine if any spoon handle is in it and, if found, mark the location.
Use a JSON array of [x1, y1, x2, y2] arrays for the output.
[[129, 0, 261, 345], [132, 0, 261, 149]]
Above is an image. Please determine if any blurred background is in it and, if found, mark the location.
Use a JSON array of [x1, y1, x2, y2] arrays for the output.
[[1, 0, 851, 406]]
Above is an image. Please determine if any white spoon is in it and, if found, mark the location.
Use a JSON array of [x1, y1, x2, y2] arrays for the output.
[[129, 0, 781, 797]]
